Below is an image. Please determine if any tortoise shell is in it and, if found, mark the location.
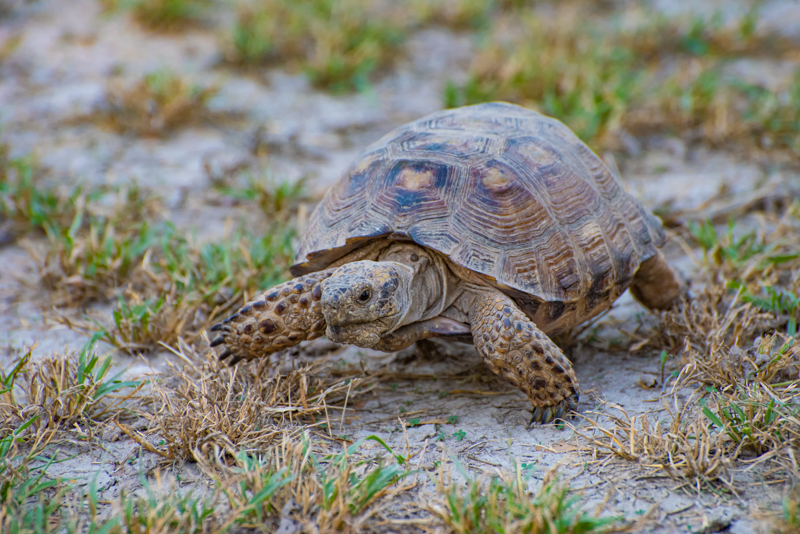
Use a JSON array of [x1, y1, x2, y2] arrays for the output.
[[292, 102, 665, 307]]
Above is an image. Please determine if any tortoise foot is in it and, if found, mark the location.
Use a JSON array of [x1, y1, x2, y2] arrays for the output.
[[469, 290, 581, 424]]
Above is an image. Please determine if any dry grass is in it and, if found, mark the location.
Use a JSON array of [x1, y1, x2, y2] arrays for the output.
[[702, 380, 800, 457], [1, 428, 414, 533], [210, 170, 310, 221], [623, 66, 800, 159], [2, 147, 300, 355], [675, 329, 800, 393], [101, 70, 218, 136], [576, 371, 800, 493], [0, 340, 147, 533], [650, 284, 776, 356], [83, 478, 219, 534], [1, 149, 162, 307], [618, 6, 796, 60], [0, 148, 304, 353], [0, 337, 402, 532], [1, 147, 302, 352], [689, 203, 800, 288], [575, 401, 736, 492], [444, 5, 647, 143], [144, 341, 374, 460], [97, 223, 293, 352], [0, 325, 397, 532], [405, 0, 504, 30], [224, 0, 534, 92], [0, 338, 147, 440]]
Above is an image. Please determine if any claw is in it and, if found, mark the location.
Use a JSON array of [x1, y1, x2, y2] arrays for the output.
[[210, 323, 224, 332], [218, 348, 233, 361], [210, 336, 225, 347], [530, 395, 578, 426], [542, 407, 553, 423], [566, 395, 579, 415], [228, 356, 243, 366], [530, 406, 552, 424]]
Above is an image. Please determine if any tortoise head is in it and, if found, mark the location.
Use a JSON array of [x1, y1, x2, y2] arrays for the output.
[[321, 261, 412, 348]]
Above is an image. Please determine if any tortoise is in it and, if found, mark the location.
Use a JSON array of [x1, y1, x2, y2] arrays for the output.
[[210, 102, 685, 424]]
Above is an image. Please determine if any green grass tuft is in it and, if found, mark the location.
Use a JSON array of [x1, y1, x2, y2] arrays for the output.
[[444, 5, 800, 156], [0, 148, 85, 241], [101, 0, 210, 31], [227, 0, 407, 92], [429, 461, 617, 533], [103, 70, 217, 136], [212, 172, 308, 224], [0, 433, 69, 534]]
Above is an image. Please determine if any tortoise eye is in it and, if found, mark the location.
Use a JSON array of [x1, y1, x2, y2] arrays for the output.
[[358, 289, 371, 302]]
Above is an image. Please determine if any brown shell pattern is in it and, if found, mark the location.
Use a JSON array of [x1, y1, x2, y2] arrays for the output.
[[292, 102, 665, 303]]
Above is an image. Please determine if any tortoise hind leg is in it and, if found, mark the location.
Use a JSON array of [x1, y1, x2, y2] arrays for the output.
[[209, 270, 334, 365], [469, 291, 580, 424], [629, 250, 686, 310]]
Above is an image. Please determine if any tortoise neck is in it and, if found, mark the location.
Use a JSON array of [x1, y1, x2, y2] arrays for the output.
[[377, 244, 461, 331]]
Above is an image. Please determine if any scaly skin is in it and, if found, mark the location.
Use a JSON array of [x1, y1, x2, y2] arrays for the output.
[[469, 291, 580, 424], [630, 250, 687, 310], [209, 270, 335, 365]]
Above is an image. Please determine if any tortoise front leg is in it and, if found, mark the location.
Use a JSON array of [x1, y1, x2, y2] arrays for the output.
[[209, 270, 335, 365], [469, 291, 580, 424]]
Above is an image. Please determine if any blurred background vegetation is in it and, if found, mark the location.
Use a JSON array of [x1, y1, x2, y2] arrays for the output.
[[96, 0, 800, 158]]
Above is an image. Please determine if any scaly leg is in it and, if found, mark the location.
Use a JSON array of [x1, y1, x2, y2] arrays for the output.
[[209, 270, 334, 365], [470, 291, 580, 424]]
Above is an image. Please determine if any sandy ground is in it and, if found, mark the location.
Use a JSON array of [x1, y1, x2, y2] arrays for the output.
[[2, 1, 800, 532]]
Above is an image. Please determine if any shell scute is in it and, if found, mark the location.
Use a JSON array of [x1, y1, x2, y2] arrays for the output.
[[383, 160, 449, 205], [450, 242, 501, 278], [398, 130, 498, 161], [427, 104, 524, 136]]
